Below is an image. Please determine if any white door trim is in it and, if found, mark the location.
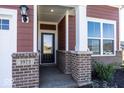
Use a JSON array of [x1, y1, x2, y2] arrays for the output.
[[38, 21, 58, 65]]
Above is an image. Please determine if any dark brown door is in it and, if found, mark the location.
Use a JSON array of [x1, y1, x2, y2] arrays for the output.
[[41, 33, 55, 63]]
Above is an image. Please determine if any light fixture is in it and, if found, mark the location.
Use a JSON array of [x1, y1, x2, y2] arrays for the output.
[[20, 5, 29, 23], [50, 9, 54, 12]]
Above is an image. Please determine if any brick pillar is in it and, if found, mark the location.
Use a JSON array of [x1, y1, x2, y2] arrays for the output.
[[12, 52, 39, 88], [70, 51, 92, 86], [56, 50, 71, 74]]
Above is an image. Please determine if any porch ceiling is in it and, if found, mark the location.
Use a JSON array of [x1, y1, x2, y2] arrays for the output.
[[38, 5, 74, 23]]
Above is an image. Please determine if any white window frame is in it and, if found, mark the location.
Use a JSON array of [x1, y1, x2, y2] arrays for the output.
[[87, 17, 116, 56]]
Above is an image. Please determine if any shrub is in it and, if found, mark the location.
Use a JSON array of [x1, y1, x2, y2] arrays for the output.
[[93, 62, 115, 81]]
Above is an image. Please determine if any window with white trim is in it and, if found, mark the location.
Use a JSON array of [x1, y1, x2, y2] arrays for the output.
[[0, 19, 9, 30], [88, 19, 116, 56]]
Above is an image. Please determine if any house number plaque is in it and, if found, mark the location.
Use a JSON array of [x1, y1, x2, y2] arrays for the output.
[[16, 58, 35, 66]]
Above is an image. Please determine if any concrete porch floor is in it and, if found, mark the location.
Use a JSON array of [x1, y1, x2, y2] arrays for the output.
[[39, 66, 78, 88]]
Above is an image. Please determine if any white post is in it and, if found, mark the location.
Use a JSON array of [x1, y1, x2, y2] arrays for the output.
[[119, 6, 124, 51], [33, 5, 37, 52], [65, 10, 69, 51], [75, 5, 87, 51]]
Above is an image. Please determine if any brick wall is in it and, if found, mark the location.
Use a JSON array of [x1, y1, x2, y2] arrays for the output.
[[57, 50, 92, 86], [12, 52, 39, 88], [92, 50, 122, 68], [56, 50, 71, 74], [70, 51, 92, 86]]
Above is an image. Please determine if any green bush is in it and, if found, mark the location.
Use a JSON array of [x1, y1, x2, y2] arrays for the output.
[[93, 62, 115, 81]]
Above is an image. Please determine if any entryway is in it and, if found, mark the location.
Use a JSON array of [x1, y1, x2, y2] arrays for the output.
[[39, 66, 77, 88], [38, 5, 77, 88], [41, 33, 55, 64]]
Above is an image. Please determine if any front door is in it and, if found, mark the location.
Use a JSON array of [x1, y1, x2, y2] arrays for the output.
[[41, 33, 55, 63]]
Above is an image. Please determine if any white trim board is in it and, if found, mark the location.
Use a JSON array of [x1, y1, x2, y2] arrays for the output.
[[33, 5, 38, 52]]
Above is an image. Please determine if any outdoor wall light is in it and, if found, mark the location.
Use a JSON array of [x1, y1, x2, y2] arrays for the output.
[[50, 9, 54, 12], [20, 5, 29, 23]]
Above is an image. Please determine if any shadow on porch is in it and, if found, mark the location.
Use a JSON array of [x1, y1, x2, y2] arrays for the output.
[[39, 66, 78, 88]]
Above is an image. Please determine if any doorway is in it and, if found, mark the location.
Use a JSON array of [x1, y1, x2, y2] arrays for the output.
[[41, 33, 55, 64]]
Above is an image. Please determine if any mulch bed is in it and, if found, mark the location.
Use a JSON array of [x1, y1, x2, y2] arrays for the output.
[[81, 69, 124, 88], [112, 69, 124, 88]]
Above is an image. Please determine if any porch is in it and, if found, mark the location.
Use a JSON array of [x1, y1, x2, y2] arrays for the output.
[[39, 66, 77, 88], [37, 5, 92, 87], [11, 5, 92, 88], [0, 5, 122, 88]]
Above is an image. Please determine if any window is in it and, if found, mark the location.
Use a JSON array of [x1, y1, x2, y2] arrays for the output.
[[88, 39, 100, 54], [0, 19, 9, 30], [88, 19, 116, 56], [103, 23, 114, 38], [88, 21, 101, 37], [103, 40, 114, 55]]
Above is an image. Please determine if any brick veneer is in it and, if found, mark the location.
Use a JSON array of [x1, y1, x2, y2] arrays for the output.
[[56, 50, 71, 74], [92, 50, 122, 68], [70, 51, 92, 86], [57, 50, 92, 86], [12, 52, 39, 88]]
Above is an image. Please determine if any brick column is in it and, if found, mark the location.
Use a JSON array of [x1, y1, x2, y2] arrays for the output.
[[56, 50, 71, 74], [12, 52, 39, 88], [70, 51, 92, 86]]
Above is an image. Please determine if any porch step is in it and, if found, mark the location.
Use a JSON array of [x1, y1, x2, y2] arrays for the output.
[[39, 66, 78, 88], [40, 79, 78, 88]]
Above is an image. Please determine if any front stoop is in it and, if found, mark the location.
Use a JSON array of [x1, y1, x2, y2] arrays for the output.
[[12, 52, 39, 88], [39, 66, 78, 88]]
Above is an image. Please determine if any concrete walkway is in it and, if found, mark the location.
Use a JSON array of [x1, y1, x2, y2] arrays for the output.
[[39, 66, 78, 88]]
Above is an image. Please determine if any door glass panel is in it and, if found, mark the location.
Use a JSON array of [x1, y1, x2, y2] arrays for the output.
[[43, 34, 53, 54]]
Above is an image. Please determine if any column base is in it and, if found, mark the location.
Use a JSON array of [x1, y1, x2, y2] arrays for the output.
[[77, 81, 92, 87]]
